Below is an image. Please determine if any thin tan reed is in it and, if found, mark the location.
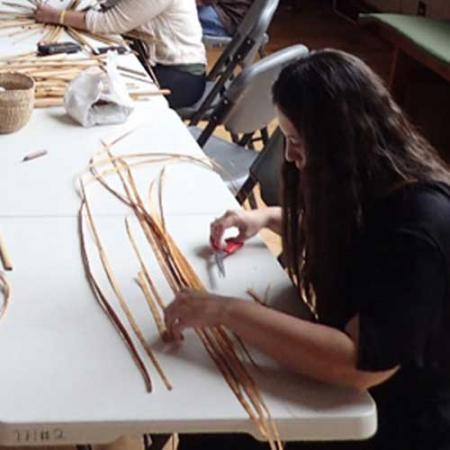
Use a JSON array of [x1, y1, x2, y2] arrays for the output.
[[0, 234, 13, 271], [0, 53, 164, 108], [78, 199, 153, 392], [80, 144, 283, 449], [80, 180, 171, 391], [0, 271, 11, 319]]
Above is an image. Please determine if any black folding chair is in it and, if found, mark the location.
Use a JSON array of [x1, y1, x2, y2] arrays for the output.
[[189, 45, 308, 206], [177, 0, 280, 124]]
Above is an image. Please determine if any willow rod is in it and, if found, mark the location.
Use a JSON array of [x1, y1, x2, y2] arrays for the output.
[[135, 271, 169, 342], [126, 218, 167, 311], [0, 53, 165, 107], [94, 149, 282, 449], [78, 200, 153, 392], [80, 180, 171, 391], [0, 271, 11, 319], [138, 172, 281, 449], [81, 141, 282, 448], [0, 233, 13, 271], [105, 150, 189, 290]]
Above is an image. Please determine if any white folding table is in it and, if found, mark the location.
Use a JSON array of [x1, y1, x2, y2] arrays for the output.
[[0, 4, 377, 446]]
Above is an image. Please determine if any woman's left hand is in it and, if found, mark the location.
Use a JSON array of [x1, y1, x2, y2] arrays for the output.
[[34, 5, 60, 25], [164, 288, 232, 340]]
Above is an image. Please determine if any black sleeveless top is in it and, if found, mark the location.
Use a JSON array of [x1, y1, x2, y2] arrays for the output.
[[347, 182, 450, 450]]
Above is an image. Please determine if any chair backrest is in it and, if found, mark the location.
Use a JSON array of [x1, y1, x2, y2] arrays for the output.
[[223, 44, 308, 135], [196, 44, 308, 147], [249, 127, 285, 206], [208, 0, 280, 80], [239, 0, 280, 68], [190, 0, 280, 125]]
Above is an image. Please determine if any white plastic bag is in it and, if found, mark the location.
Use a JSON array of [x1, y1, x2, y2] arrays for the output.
[[64, 53, 134, 127]]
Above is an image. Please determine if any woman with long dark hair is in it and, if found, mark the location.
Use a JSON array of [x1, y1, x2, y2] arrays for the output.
[[165, 49, 450, 449]]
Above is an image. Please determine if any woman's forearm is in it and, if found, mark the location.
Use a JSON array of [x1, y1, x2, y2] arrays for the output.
[[35, 0, 169, 34], [34, 6, 87, 30], [221, 300, 397, 390], [261, 207, 282, 234], [164, 290, 398, 390], [63, 11, 87, 30]]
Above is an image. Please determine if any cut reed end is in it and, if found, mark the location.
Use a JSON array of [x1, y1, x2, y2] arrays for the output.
[[161, 330, 176, 343], [0, 235, 13, 271]]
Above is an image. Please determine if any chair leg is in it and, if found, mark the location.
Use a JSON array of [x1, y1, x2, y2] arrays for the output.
[[143, 434, 152, 450], [230, 132, 240, 143], [197, 119, 219, 147], [258, 45, 266, 59], [76, 445, 92, 450], [260, 127, 269, 145], [128, 39, 159, 86], [143, 434, 172, 450], [247, 191, 258, 209], [236, 177, 257, 205], [238, 132, 254, 147], [238, 129, 268, 149], [190, 63, 237, 125]]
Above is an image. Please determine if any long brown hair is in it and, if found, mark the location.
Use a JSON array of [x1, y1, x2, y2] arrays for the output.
[[272, 49, 450, 327]]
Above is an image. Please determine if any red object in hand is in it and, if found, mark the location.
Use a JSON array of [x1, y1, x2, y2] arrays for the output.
[[222, 238, 244, 254], [211, 238, 244, 278], [211, 237, 243, 254]]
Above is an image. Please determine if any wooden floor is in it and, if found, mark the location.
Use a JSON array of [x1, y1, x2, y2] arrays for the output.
[[0, 4, 393, 450], [267, 0, 392, 81], [208, 0, 393, 80]]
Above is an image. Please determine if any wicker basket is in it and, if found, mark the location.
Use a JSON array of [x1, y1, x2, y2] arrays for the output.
[[0, 72, 34, 134]]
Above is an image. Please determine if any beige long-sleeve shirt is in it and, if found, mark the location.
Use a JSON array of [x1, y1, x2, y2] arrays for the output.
[[86, 0, 207, 67]]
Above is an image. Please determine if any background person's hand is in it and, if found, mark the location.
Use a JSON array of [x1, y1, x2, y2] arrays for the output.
[[34, 5, 60, 25], [210, 209, 268, 249]]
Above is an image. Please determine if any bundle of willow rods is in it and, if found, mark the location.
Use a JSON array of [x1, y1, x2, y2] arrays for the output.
[[77, 134, 282, 450], [0, 52, 164, 108], [0, 0, 124, 49]]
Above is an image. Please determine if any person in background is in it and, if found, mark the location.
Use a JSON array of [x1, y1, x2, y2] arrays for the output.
[[164, 49, 450, 450], [197, 0, 253, 37], [34, 0, 207, 109]]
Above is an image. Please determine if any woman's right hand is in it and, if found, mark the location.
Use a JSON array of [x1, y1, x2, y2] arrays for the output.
[[210, 209, 269, 249]]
